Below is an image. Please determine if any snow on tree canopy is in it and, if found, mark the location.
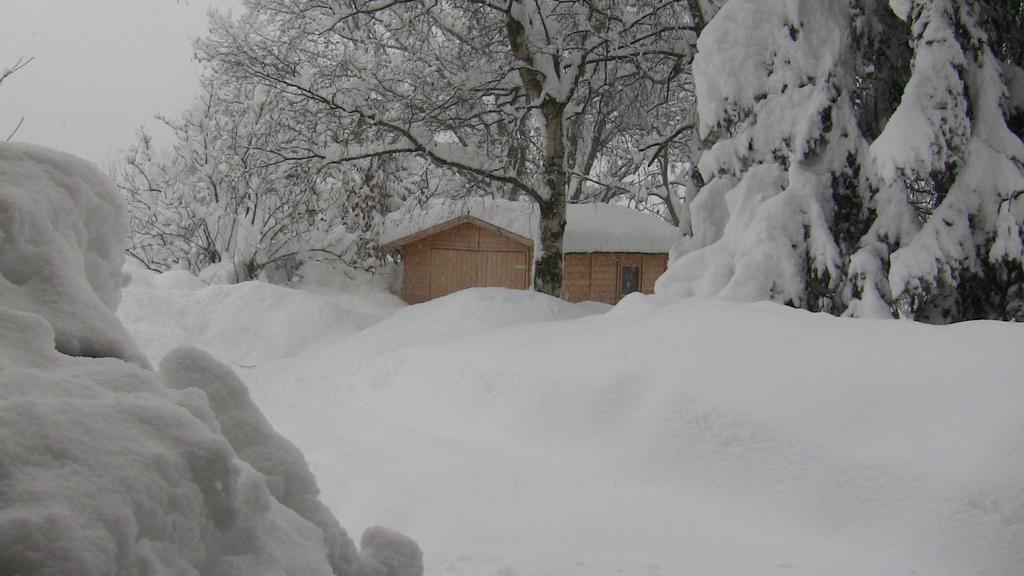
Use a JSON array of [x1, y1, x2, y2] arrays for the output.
[[380, 198, 678, 255], [0, 143, 421, 576], [657, 0, 1024, 322], [658, 0, 865, 310], [878, 0, 1024, 321]]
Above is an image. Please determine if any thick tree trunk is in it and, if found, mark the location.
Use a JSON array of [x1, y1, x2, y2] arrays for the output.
[[506, 9, 568, 297], [534, 100, 567, 297], [535, 195, 566, 297]]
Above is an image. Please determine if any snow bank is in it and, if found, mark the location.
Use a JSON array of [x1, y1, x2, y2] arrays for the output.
[[0, 142, 145, 366], [161, 285, 1023, 576], [1, 144, 421, 576], [160, 347, 363, 576], [119, 264, 404, 366], [359, 526, 423, 576], [356, 287, 607, 351], [380, 198, 677, 254], [0, 309, 336, 576]]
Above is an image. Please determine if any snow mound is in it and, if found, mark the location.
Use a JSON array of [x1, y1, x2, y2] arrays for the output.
[[197, 287, 1024, 576], [0, 142, 145, 366], [380, 198, 677, 254], [153, 268, 210, 291], [356, 287, 607, 349], [359, 526, 423, 576], [161, 346, 362, 576], [1, 144, 421, 576], [0, 309, 336, 576], [119, 266, 404, 366]]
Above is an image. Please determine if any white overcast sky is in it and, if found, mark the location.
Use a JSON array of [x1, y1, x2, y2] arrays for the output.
[[0, 0, 242, 165]]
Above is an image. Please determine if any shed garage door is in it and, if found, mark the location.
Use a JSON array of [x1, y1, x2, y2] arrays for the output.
[[429, 248, 529, 299]]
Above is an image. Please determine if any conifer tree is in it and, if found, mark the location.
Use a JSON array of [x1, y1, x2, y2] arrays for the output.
[[658, 0, 1024, 322]]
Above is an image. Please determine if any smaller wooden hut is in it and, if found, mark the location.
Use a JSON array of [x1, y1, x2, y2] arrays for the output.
[[380, 200, 677, 305]]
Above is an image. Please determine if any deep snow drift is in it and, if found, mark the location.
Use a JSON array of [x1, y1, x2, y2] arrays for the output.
[[118, 265, 405, 366], [118, 270, 1024, 576], [0, 142, 418, 576]]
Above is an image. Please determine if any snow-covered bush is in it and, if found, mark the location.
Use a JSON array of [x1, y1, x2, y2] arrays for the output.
[[658, 0, 1024, 322], [0, 142, 421, 576], [112, 78, 390, 283]]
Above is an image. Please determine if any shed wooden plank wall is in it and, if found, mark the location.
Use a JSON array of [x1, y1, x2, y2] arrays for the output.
[[401, 222, 532, 304], [641, 254, 668, 293], [479, 250, 528, 288], [562, 253, 669, 304], [402, 243, 431, 304], [398, 221, 669, 305], [562, 254, 592, 303], [589, 254, 619, 304], [429, 248, 478, 299]]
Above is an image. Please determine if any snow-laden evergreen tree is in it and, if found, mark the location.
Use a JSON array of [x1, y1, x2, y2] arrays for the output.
[[658, 0, 893, 312], [658, 0, 1024, 322], [879, 0, 1024, 321]]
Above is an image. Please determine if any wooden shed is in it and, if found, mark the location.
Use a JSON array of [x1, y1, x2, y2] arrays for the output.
[[380, 200, 677, 305], [380, 215, 534, 303], [561, 252, 668, 304]]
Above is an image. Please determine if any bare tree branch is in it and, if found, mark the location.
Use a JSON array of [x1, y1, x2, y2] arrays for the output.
[[0, 56, 33, 86], [5, 117, 25, 142], [1, 57, 33, 142]]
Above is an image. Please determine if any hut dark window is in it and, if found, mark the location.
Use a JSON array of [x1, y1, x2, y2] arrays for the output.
[[621, 265, 640, 296]]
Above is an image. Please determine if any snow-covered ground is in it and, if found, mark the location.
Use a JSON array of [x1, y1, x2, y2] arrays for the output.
[[118, 267, 1024, 576]]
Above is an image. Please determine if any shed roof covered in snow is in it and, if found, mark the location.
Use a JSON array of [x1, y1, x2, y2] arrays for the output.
[[380, 198, 678, 254]]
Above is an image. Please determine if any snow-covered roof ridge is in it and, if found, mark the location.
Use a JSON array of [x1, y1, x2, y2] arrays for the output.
[[380, 198, 679, 254]]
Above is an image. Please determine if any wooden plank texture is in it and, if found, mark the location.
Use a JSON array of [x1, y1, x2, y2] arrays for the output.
[[562, 254, 592, 302], [479, 250, 529, 289], [399, 220, 669, 304], [402, 243, 430, 304], [641, 254, 667, 294], [589, 254, 619, 304], [429, 248, 479, 299]]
